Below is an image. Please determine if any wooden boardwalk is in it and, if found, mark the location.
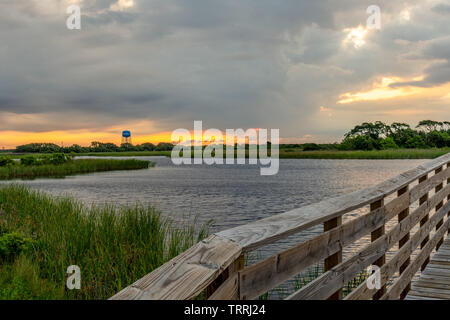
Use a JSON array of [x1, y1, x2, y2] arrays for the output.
[[111, 153, 450, 300], [406, 236, 450, 300]]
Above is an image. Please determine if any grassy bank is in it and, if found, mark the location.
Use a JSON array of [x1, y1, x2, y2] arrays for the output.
[[277, 148, 450, 159], [5, 148, 449, 160], [0, 185, 210, 299], [79, 148, 449, 159], [79, 151, 172, 157], [0, 159, 152, 180]]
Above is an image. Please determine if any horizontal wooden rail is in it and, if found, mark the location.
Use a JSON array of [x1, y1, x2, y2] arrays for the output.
[[111, 152, 450, 300]]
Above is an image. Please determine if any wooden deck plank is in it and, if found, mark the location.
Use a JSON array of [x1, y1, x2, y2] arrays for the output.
[[406, 233, 450, 300]]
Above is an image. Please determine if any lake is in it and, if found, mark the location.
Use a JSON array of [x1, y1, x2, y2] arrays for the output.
[[4, 157, 425, 231], [4, 157, 427, 297]]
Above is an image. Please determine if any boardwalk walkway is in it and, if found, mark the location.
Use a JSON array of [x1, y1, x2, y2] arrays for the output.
[[406, 236, 450, 300], [111, 153, 450, 300]]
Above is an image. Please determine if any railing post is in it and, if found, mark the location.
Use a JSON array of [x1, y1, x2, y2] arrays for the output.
[[418, 174, 429, 271], [323, 216, 342, 300], [370, 199, 385, 300], [435, 166, 444, 250], [447, 163, 450, 236], [397, 186, 410, 300], [206, 254, 245, 299]]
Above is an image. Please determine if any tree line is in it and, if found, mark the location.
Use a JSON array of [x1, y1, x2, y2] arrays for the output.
[[15, 142, 175, 154], [13, 120, 450, 153], [339, 120, 450, 150]]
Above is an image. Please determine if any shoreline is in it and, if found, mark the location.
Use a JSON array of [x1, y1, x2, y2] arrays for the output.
[[12, 148, 448, 160]]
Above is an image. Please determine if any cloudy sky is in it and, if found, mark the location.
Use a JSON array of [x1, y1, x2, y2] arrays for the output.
[[0, 0, 449, 148]]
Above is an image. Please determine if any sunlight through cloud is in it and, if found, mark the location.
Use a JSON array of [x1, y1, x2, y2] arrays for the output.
[[343, 26, 368, 49]]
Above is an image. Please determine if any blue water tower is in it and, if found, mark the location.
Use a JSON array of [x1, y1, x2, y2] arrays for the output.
[[122, 130, 132, 144]]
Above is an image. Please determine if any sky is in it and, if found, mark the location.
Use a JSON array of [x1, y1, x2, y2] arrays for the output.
[[0, 0, 449, 148]]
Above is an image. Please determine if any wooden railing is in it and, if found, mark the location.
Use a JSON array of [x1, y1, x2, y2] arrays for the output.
[[111, 153, 450, 300]]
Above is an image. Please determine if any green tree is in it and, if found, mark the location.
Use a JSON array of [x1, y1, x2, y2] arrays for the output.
[[380, 137, 399, 149], [404, 135, 427, 149]]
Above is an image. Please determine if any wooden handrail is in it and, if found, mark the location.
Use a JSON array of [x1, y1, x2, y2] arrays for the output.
[[111, 152, 450, 300]]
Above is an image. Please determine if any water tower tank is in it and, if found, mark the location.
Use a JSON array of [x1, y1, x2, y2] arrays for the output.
[[122, 130, 132, 144], [122, 130, 131, 138]]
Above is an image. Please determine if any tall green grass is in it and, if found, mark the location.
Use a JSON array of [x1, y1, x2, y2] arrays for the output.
[[0, 159, 152, 180], [0, 185, 210, 299]]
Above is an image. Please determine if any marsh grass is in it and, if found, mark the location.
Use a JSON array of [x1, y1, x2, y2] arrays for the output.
[[279, 148, 450, 159], [0, 159, 151, 180], [5, 148, 448, 160], [76, 148, 450, 159], [0, 185, 210, 299]]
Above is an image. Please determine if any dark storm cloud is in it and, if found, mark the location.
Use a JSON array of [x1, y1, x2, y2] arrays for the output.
[[432, 3, 450, 14], [0, 0, 448, 138], [390, 36, 450, 88]]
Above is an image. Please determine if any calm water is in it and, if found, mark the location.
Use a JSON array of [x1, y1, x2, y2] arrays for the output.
[[3, 157, 427, 298], [4, 157, 425, 232]]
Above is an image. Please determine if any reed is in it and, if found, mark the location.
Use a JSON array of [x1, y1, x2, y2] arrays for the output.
[[0, 185, 210, 299], [0, 159, 152, 180]]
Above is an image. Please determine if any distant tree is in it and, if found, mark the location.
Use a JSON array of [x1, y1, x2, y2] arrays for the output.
[[345, 121, 389, 140], [154, 142, 174, 151], [443, 121, 450, 131], [380, 137, 399, 150], [15, 143, 61, 153], [138, 143, 155, 151], [389, 122, 410, 133], [427, 131, 450, 148], [302, 143, 321, 151], [404, 135, 427, 149], [416, 120, 442, 132]]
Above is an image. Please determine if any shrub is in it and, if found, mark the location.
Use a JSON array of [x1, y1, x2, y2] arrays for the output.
[[0, 256, 64, 300], [380, 137, 399, 150], [426, 131, 450, 148], [302, 143, 321, 151], [341, 136, 378, 151], [20, 156, 38, 166], [0, 157, 14, 167], [154, 142, 174, 151], [405, 135, 427, 149], [44, 153, 71, 165], [0, 232, 33, 261]]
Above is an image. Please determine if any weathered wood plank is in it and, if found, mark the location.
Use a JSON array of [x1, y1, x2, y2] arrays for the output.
[[370, 199, 385, 300], [286, 197, 436, 300], [238, 207, 386, 300], [324, 216, 343, 300], [238, 191, 415, 300], [208, 255, 244, 300], [407, 289, 450, 299], [397, 186, 410, 299], [383, 217, 450, 299], [414, 280, 450, 290], [208, 274, 239, 300], [409, 166, 450, 203], [345, 200, 450, 300], [110, 235, 242, 300]]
